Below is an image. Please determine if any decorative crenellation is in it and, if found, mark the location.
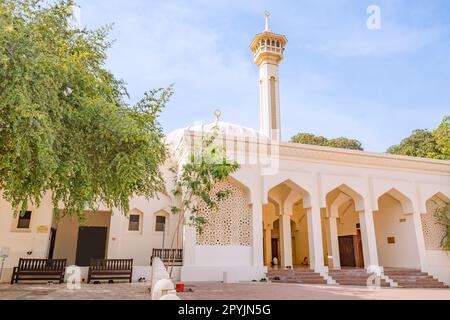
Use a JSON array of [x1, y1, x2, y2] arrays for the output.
[[196, 179, 252, 246], [421, 198, 447, 250]]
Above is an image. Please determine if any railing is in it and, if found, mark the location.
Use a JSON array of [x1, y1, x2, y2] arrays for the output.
[[151, 249, 183, 266]]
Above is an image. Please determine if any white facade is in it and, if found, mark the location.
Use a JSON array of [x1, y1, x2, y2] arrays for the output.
[[1, 16, 450, 286]]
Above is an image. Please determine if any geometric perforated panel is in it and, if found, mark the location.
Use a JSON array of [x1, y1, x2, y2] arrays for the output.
[[196, 179, 252, 246], [421, 198, 447, 250]]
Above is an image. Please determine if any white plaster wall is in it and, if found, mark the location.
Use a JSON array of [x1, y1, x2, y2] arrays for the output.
[[195, 246, 252, 266], [426, 250, 450, 285], [374, 195, 421, 268], [0, 192, 54, 282], [337, 204, 359, 236]]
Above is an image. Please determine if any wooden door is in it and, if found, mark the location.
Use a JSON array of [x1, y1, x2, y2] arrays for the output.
[[271, 239, 279, 260], [354, 230, 365, 268], [339, 235, 356, 267], [75, 227, 108, 266], [47, 228, 57, 259]]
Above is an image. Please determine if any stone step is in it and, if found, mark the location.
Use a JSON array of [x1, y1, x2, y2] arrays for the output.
[[267, 270, 327, 285], [272, 279, 327, 285], [399, 284, 449, 289], [383, 269, 449, 289]]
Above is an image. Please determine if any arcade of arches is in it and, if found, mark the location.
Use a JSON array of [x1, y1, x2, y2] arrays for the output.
[[262, 180, 447, 272]]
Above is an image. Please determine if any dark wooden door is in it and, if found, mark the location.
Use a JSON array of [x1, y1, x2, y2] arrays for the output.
[[354, 230, 365, 268], [75, 227, 107, 266], [339, 235, 356, 267], [47, 228, 57, 259], [271, 239, 279, 260]]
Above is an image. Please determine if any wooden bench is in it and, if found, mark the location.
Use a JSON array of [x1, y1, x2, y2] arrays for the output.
[[151, 249, 183, 266], [10, 259, 66, 284], [87, 259, 133, 283]]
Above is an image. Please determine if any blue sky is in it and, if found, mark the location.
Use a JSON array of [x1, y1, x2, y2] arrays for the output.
[[76, 0, 450, 152]]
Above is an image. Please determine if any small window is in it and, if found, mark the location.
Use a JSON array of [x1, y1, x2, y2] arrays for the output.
[[155, 216, 166, 232], [17, 211, 32, 229], [128, 214, 140, 231]]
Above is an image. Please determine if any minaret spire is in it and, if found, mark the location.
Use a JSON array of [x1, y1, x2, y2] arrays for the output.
[[249, 13, 288, 141], [264, 10, 270, 32]]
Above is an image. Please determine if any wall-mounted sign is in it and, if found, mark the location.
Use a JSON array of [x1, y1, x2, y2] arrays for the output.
[[37, 225, 49, 234], [387, 237, 396, 244]]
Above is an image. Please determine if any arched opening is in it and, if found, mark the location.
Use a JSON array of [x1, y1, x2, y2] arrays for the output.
[[422, 192, 450, 252], [291, 201, 310, 267], [323, 185, 365, 269], [374, 189, 420, 269], [263, 180, 311, 269]]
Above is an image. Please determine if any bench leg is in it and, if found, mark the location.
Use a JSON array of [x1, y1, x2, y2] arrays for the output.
[[87, 268, 91, 284], [10, 268, 17, 285], [129, 268, 133, 283]]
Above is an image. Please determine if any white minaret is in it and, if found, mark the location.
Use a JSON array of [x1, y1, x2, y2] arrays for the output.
[[250, 11, 288, 141]]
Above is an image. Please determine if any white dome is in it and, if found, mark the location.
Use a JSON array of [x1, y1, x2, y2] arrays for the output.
[[166, 121, 268, 147]]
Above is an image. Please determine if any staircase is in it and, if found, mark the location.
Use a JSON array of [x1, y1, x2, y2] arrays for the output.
[[328, 268, 391, 287], [383, 268, 449, 289], [267, 269, 327, 285]]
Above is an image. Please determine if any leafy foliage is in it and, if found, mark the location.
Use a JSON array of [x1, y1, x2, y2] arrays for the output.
[[386, 129, 442, 158], [290, 133, 364, 151], [387, 116, 450, 160], [166, 121, 240, 274], [0, 0, 171, 219], [433, 201, 450, 252], [433, 116, 450, 159], [170, 123, 240, 234]]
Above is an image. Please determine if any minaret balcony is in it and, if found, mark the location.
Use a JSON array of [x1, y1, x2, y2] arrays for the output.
[[253, 45, 284, 58]]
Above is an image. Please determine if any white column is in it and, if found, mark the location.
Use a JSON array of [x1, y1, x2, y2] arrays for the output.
[[328, 217, 341, 269], [182, 212, 196, 266], [358, 209, 380, 271], [264, 226, 272, 266], [307, 206, 325, 272], [107, 209, 123, 259], [411, 210, 429, 271], [411, 185, 429, 271], [280, 214, 292, 268], [252, 201, 264, 266]]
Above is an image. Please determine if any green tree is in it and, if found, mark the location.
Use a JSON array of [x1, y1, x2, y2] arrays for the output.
[[167, 120, 240, 275], [0, 0, 172, 219], [387, 116, 450, 160], [433, 201, 450, 252], [290, 133, 364, 151], [433, 116, 450, 159]]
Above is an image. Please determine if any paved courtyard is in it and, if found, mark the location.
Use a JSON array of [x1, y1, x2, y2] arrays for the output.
[[1, 282, 450, 300]]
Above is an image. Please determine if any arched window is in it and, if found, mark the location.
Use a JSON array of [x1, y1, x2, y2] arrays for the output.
[[271, 40, 275, 46], [276, 41, 280, 47], [261, 39, 265, 46], [127, 209, 144, 233]]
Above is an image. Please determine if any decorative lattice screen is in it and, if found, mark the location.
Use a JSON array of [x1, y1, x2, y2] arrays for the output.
[[196, 179, 252, 246], [421, 198, 447, 250]]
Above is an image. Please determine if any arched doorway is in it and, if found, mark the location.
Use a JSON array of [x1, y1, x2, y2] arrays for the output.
[[373, 189, 420, 269], [323, 185, 365, 269], [263, 180, 311, 269]]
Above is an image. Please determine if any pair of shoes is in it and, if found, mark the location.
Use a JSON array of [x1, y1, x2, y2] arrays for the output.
[[138, 277, 147, 282], [108, 280, 114, 284]]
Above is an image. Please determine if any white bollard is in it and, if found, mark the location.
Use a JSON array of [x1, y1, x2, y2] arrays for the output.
[[151, 278, 177, 300]]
